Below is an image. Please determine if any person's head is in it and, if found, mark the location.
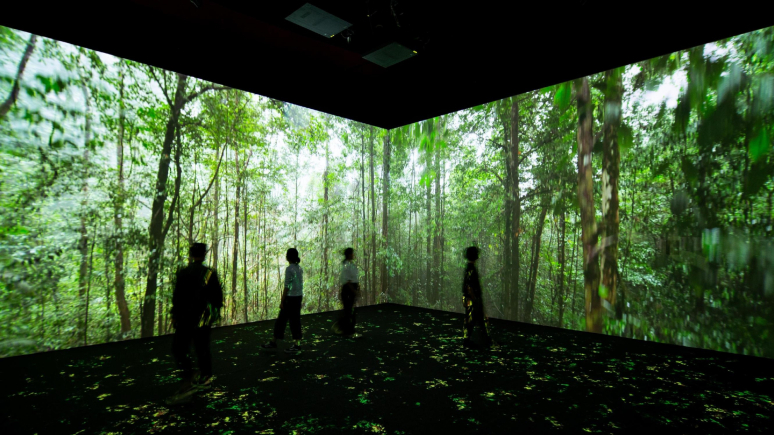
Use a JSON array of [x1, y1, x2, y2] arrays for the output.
[[343, 247, 354, 262], [465, 246, 479, 263], [189, 243, 207, 262], [286, 248, 300, 264]]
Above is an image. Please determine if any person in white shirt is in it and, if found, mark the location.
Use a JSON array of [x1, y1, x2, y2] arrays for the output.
[[261, 248, 304, 353], [333, 247, 360, 336]]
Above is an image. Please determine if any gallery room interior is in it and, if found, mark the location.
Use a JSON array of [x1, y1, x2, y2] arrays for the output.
[[1, 0, 773, 433]]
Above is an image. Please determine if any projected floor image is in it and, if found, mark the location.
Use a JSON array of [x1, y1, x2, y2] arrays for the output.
[[1, 304, 772, 434]]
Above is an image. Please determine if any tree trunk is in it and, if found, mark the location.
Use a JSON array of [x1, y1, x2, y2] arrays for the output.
[[231, 146, 241, 323], [440, 157, 446, 307], [294, 150, 300, 244], [77, 83, 92, 341], [433, 136, 441, 306], [141, 73, 188, 338], [524, 205, 548, 323], [503, 197, 512, 318], [381, 133, 391, 301], [83, 226, 96, 346], [323, 144, 330, 311], [369, 127, 377, 305], [425, 155, 432, 305], [212, 162, 220, 268], [262, 198, 269, 319], [576, 77, 602, 333], [557, 209, 567, 327], [113, 61, 132, 337], [601, 69, 622, 321], [189, 143, 225, 243], [508, 99, 522, 321], [104, 236, 113, 342], [360, 130, 369, 305], [158, 268, 164, 336], [410, 157, 417, 306], [243, 181, 249, 324], [0, 34, 37, 120], [569, 216, 580, 324]]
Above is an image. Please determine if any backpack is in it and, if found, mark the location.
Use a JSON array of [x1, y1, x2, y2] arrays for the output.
[[196, 267, 219, 327]]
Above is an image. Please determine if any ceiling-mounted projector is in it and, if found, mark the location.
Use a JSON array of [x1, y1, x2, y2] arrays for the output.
[[363, 43, 417, 68], [286, 3, 352, 38]]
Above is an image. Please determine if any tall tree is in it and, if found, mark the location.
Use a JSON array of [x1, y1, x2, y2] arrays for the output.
[[113, 60, 131, 335], [433, 130, 442, 304], [506, 98, 522, 321], [369, 126, 377, 304], [524, 203, 548, 322], [575, 77, 602, 333], [425, 150, 432, 304], [557, 208, 567, 327], [381, 133, 391, 300], [323, 140, 330, 310], [141, 72, 225, 337], [0, 34, 36, 120], [231, 134, 241, 323], [600, 68, 623, 322], [76, 82, 92, 342]]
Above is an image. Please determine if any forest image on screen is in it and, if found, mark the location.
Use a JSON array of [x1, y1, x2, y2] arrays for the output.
[[1, 25, 773, 358]]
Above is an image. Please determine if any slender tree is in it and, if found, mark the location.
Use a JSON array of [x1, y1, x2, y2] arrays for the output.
[[381, 133, 391, 301], [0, 34, 36, 120], [141, 72, 226, 337], [576, 77, 602, 333], [600, 68, 623, 322]]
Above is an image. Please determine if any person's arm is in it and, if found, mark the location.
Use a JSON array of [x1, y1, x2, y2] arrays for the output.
[[472, 267, 482, 301], [464, 267, 477, 301], [206, 269, 224, 323], [281, 267, 292, 308], [209, 269, 224, 308], [339, 263, 347, 286]]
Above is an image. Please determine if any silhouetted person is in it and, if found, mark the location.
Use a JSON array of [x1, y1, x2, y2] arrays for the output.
[[462, 246, 492, 349], [168, 243, 223, 403], [262, 248, 304, 353], [333, 247, 360, 337]]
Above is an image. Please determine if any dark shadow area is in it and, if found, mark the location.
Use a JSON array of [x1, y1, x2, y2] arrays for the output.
[[2, 303, 773, 434]]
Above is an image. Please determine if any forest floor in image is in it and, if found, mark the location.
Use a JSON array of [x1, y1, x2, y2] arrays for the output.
[[1, 303, 773, 434]]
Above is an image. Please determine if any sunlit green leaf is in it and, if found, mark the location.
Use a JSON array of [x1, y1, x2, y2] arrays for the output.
[[554, 82, 571, 111], [749, 126, 771, 163]]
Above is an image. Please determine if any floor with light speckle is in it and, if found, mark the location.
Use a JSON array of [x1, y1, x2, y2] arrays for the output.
[[1, 303, 773, 434]]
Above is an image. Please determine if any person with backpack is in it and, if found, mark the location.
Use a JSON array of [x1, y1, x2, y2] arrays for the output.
[[166, 243, 223, 404], [262, 248, 304, 353]]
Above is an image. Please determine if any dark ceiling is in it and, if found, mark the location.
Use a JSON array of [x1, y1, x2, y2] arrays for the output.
[[3, 1, 773, 129]]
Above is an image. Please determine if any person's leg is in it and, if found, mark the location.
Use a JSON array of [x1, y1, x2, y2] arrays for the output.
[[332, 286, 346, 334], [273, 305, 289, 341], [194, 326, 212, 378], [463, 296, 474, 345], [472, 301, 492, 346], [289, 296, 303, 343], [342, 287, 355, 335], [350, 283, 359, 333], [171, 326, 197, 396], [172, 326, 194, 381]]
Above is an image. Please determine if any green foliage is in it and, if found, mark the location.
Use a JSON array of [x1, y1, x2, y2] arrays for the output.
[[749, 125, 771, 163], [617, 123, 634, 154], [553, 82, 572, 112]]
